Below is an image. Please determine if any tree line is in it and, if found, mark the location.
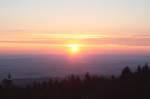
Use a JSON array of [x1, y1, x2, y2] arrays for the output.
[[0, 63, 150, 99]]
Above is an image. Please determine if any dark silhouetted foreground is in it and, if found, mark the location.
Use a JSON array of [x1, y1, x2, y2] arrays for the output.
[[0, 63, 150, 99]]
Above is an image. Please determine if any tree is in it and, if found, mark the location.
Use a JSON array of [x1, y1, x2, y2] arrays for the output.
[[120, 66, 133, 79], [142, 62, 149, 73]]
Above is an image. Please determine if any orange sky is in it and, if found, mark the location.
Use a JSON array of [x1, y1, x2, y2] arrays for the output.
[[0, 0, 150, 55], [0, 32, 150, 55]]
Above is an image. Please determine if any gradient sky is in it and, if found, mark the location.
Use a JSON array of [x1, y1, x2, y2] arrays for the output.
[[0, 0, 150, 55], [0, 0, 150, 32]]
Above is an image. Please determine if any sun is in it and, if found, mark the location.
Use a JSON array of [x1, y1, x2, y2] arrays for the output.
[[68, 44, 80, 54]]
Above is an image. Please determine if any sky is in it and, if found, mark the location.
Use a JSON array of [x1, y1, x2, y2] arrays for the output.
[[0, 0, 150, 55]]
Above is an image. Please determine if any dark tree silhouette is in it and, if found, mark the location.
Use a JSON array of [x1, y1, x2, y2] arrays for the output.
[[120, 66, 133, 79], [0, 64, 150, 99]]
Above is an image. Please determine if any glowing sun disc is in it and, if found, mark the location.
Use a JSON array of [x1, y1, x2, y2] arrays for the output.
[[68, 44, 80, 54]]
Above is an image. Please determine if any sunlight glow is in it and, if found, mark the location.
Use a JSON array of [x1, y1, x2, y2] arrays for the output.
[[68, 44, 80, 54]]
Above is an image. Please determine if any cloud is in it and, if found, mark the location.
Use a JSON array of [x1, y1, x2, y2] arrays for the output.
[[0, 33, 150, 46]]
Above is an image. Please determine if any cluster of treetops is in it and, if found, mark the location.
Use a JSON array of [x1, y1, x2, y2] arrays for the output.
[[0, 63, 150, 99]]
